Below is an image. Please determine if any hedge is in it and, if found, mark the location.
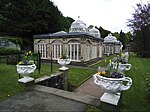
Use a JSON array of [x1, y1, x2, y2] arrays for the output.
[[0, 47, 20, 55]]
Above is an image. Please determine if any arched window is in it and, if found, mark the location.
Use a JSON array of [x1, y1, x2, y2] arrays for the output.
[[67, 40, 81, 61], [37, 41, 47, 59], [52, 40, 63, 59], [104, 45, 111, 55]]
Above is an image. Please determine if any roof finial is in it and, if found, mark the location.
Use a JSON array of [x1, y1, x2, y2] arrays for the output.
[[108, 33, 112, 36]]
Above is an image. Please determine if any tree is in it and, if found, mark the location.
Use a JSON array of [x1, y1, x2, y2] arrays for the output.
[[98, 26, 111, 38], [87, 25, 94, 30], [0, 0, 73, 50], [119, 30, 127, 50], [128, 2, 150, 57], [113, 32, 120, 39]]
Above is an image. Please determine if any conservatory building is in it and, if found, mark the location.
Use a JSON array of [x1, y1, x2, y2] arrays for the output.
[[33, 19, 103, 65], [103, 34, 122, 56]]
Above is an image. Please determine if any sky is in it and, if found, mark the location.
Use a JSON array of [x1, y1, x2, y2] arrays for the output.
[[52, 0, 148, 33]]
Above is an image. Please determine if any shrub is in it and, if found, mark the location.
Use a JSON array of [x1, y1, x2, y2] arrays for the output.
[[0, 47, 20, 55]]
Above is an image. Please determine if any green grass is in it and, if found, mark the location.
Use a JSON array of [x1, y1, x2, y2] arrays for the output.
[[90, 54, 116, 68], [0, 63, 96, 101], [68, 67, 96, 87], [1, 53, 150, 111], [31, 63, 60, 79], [85, 105, 102, 112], [120, 53, 150, 111], [86, 53, 150, 111], [0, 64, 26, 101]]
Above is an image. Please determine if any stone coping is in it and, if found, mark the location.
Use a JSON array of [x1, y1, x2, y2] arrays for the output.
[[31, 85, 100, 107], [34, 72, 64, 83]]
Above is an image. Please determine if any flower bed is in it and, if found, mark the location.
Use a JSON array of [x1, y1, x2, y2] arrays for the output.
[[17, 51, 38, 65]]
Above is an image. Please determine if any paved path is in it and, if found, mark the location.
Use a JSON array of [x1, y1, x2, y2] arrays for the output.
[[0, 90, 86, 112], [74, 76, 104, 97]]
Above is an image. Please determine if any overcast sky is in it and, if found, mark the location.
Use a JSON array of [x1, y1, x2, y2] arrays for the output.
[[52, 0, 148, 33]]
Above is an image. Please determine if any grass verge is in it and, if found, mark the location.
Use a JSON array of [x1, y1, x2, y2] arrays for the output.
[[85, 53, 150, 111], [0, 63, 96, 101], [120, 53, 150, 111]]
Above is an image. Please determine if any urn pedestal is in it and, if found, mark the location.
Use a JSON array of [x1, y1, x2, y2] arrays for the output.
[[93, 73, 132, 105], [16, 64, 36, 83]]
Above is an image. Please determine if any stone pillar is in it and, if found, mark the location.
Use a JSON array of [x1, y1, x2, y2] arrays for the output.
[[80, 43, 85, 61], [59, 67, 68, 91]]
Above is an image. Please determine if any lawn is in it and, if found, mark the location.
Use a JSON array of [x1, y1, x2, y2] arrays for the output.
[[85, 53, 150, 111], [90, 54, 117, 68], [120, 53, 150, 111], [1, 53, 150, 111], [0, 64, 26, 100], [0, 63, 96, 101]]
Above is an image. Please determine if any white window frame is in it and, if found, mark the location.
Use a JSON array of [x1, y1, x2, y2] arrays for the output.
[[67, 43, 81, 62], [37, 42, 47, 59], [52, 42, 62, 60]]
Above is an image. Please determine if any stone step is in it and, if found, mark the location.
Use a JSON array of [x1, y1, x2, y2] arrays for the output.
[[31, 85, 101, 107]]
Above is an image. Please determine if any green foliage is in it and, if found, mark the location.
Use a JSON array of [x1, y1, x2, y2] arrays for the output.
[[0, 64, 26, 101], [120, 53, 150, 111], [85, 105, 102, 112], [87, 53, 150, 111], [22, 51, 37, 61], [0, 47, 19, 55], [68, 67, 96, 88], [0, 36, 22, 45], [119, 30, 127, 50], [90, 54, 116, 68], [113, 32, 120, 39], [18, 51, 38, 65], [128, 2, 150, 57], [98, 26, 111, 38], [0, 63, 96, 100], [0, 0, 73, 49], [113, 31, 133, 49], [0, 0, 71, 36]]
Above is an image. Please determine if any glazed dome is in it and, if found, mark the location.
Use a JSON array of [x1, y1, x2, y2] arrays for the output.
[[89, 27, 101, 38], [69, 19, 87, 33], [104, 34, 117, 43]]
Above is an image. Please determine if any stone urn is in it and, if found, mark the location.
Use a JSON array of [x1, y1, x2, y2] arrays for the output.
[[57, 59, 71, 70], [93, 73, 132, 105], [118, 64, 132, 73], [111, 62, 132, 73], [16, 64, 36, 83]]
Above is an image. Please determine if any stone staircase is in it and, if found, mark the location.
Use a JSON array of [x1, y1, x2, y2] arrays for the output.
[[31, 85, 101, 107]]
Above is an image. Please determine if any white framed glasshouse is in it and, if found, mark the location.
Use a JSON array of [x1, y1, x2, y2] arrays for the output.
[[33, 19, 103, 64]]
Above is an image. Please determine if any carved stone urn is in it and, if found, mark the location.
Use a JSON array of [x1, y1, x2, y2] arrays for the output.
[[57, 59, 71, 70], [93, 73, 132, 105], [117, 64, 132, 74], [111, 62, 132, 73], [16, 64, 36, 83]]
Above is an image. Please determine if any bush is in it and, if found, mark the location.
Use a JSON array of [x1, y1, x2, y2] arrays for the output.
[[0, 47, 20, 55]]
